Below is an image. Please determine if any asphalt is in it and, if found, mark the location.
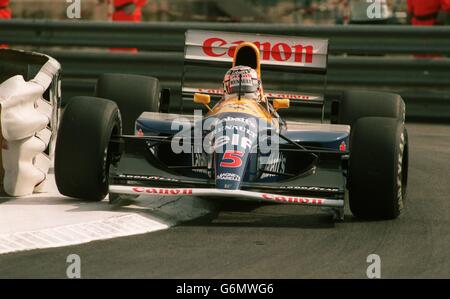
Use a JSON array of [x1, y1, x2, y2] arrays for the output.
[[0, 122, 449, 278]]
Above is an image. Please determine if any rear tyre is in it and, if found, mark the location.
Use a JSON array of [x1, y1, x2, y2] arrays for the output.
[[333, 90, 405, 126], [348, 117, 408, 220], [55, 96, 121, 201], [96, 73, 161, 134]]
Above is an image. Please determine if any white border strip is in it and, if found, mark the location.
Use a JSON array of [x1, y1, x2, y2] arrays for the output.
[[0, 214, 168, 255]]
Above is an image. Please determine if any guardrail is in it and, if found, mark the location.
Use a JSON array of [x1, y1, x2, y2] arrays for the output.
[[3, 20, 450, 55], [1, 20, 450, 120]]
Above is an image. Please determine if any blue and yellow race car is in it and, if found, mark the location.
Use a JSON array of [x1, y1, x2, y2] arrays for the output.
[[55, 30, 408, 221]]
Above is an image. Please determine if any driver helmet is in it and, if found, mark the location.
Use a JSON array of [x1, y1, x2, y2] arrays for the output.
[[223, 65, 261, 100]]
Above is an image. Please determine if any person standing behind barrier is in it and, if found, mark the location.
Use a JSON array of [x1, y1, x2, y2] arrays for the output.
[[111, 0, 148, 52], [407, 0, 450, 58], [444, 0, 450, 24], [407, 0, 449, 26], [0, 0, 11, 48]]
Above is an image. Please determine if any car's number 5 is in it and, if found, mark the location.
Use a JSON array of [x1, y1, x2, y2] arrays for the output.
[[220, 150, 244, 168]]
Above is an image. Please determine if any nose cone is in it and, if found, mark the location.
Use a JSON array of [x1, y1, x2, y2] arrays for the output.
[[215, 150, 250, 190], [211, 113, 258, 190]]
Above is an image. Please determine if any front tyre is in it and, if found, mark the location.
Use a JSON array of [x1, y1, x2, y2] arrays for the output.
[[348, 117, 408, 220], [55, 96, 122, 201]]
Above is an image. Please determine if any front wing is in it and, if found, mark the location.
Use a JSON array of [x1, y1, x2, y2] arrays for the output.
[[109, 185, 344, 208]]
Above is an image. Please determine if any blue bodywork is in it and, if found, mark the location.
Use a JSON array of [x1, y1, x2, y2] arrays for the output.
[[134, 111, 349, 191]]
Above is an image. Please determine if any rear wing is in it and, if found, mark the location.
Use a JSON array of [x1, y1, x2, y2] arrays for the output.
[[182, 30, 329, 109], [184, 30, 329, 74]]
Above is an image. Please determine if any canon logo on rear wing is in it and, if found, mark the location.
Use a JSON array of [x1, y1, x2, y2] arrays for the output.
[[203, 38, 314, 63], [185, 30, 329, 70]]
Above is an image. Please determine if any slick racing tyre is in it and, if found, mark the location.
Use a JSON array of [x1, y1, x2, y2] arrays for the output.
[[55, 96, 122, 201], [96, 73, 161, 134], [348, 117, 408, 220], [332, 90, 406, 126]]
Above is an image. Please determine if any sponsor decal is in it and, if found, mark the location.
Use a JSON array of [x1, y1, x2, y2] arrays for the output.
[[202, 37, 314, 63], [211, 119, 258, 152], [214, 134, 254, 151], [213, 125, 257, 139], [185, 30, 328, 70], [224, 67, 256, 91], [183, 88, 319, 101], [278, 186, 340, 192], [260, 152, 286, 178], [187, 88, 223, 95], [171, 111, 275, 155], [212, 116, 257, 129], [262, 194, 324, 205], [192, 152, 209, 174], [210, 117, 258, 153], [118, 174, 179, 182], [132, 187, 193, 195], [265, 93, 316, 100], [216, 173, 241, 182], [220, 150, 245, 168]]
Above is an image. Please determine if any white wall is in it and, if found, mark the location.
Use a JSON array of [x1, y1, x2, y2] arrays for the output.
[[0, 58, 60, 196]]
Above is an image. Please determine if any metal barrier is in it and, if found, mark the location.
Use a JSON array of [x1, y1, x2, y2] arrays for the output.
[[1, 19, 450, 120], [2, 20, 450, 54]]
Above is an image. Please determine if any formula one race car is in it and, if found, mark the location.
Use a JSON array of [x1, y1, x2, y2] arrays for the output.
[[55, 30, 408, 220]]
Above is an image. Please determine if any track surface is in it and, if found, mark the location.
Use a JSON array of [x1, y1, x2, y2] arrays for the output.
[[0, 122, 449, 278]]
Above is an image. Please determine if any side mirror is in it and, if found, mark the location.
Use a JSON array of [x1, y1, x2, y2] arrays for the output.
[[194, 93, 211, 105], [193, 93, 212, 112], [273, 99, 290, 110]]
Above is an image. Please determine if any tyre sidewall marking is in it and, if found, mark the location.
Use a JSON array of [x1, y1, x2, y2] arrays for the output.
[[397, 127, 405, 211]]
